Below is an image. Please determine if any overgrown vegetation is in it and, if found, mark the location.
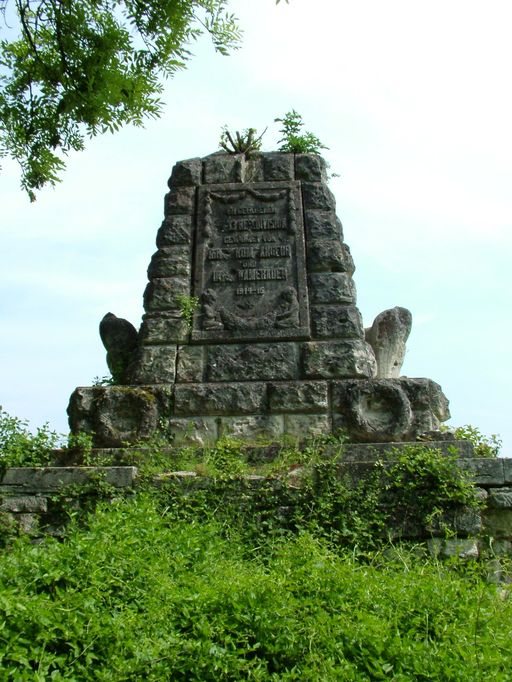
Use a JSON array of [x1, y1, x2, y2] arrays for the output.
[[219, 126, 266, 156], [0, 413, 510, 677], [0, 496, 511, 680], [275, 109, 328, 154]]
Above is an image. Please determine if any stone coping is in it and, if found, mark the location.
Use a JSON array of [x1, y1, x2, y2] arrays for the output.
[[0, 467, 138, 493]]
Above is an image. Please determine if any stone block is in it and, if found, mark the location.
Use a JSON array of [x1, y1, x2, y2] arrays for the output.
[[310, 305, 364, 339], [301, 182, 336, 211], [304, 210, 343, 242], [0, 467, 138, 492], [284, 414, 331, 439], [128, 345, 177, 384], [401, 378, 450, 421], [332, 379, 413, 443], [156, 215, 193, 247], [203, 154, 244, 184], [428, 538, 479, 559], [164, 187, 195, 216], [169, 417, 218, 447], [341, 440, 475, 462], [168, 158, 202, 187], [307, 240, 354, 274], [295, 154, 328, 182], [143, 276, 190, 312], [430, 508, 483, 537], [218, 415, 284, 441], [302, 340, 377, 380], [457, 458, 505, 486], [241, 156, 265, 183], [174, 382, 267, 416], [0, 496, 48, 513], [488, 488, 512, 509], [206, 343, 298, 382], [268, 381, 329, 413], [147, 247, 191, 279], [504, 459, 512, 484], [176, 345, 204, 382], [309, 273, 356, 305], [68, 385, 173, 447], [139, 314, 189, 345], [484, 510, 512, 539], [262, 153, 295, 181]]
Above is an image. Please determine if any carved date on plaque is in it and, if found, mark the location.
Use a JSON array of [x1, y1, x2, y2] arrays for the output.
[[192, 182, 310, 342]]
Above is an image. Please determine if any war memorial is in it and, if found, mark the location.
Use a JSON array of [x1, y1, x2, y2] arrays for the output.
[[67, 151, 451, 449]]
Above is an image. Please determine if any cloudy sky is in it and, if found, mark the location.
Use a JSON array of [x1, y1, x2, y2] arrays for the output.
[[1, 0, 511, 453]]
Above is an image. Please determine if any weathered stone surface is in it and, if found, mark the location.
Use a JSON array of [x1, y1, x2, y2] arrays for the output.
[[164, 187, 195, 215], [301, 182, 336, 211], [242, 156, 265, 183], [504, 459, 512, 485], [169, 417, 218, 447], [310, 305, 364, 339], [147, 247, 191, 279], [156, 215, 193, 246], [143, 276, 190, 312], [128, 345, 177, 384], [176, 345, 204, 382], [99, 313, 139, 384], [174, 382, 267, 416], [203, 154, 244, 184], [429, 508, 483, 537], [207, 343, 298, 382], [332, 379, 413, 443], [309, 273, 356, 305], [192, 181, 310, 343], [304, 210, 343, 242], [488, 488, 512, 509], [0, 466, 138, 492], [218, 415, 284, 440], [341, 440, 475, 461], [168, 158, 202, 187], [428, 538, 479, 559], [295, 155, 327, 182], [262, 153, 294, 181], [283, 414, 331, 439], [484, 510, 512, 539], [0, 496, 47, 513], [139, 314, 189, 345], [268, 381, 328, 413], [365, 307, 412, 379], [68, 386, 172, 447], [457, 458, 505, 486], [401, 378, 450, 422], [302, 340, 377, 379], [307, 240, 354, 274]]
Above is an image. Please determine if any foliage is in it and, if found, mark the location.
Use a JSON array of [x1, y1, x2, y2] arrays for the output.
[[0, 408, 59, 468], [451, 424, 502, 458], [0, 0, 243, 199], [176, 293, 199, 329], [219, 125, 266, 156], [275, 109, 328, 154], [0, 496, 511, 680]]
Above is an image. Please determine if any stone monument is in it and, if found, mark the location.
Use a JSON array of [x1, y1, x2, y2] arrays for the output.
[[68, 152, 450, 448]]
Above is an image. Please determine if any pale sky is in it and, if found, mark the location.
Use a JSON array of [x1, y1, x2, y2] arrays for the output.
[[1, 0, 511, 454]]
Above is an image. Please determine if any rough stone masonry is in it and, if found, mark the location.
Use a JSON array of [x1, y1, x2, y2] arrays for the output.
[[67, 152, 450, 448]]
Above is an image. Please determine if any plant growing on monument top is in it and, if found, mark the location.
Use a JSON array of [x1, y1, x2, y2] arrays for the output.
[[275, 109, 328, 154], [219, 126, 267, 156], [450, 424, 502, 458], [0, 408, 59, 468]]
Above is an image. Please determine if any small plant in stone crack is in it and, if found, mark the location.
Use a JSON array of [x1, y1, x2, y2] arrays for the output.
[[219, 126, 267, 156], [275, 109, 328, 154], [176, 294, 199, 330]]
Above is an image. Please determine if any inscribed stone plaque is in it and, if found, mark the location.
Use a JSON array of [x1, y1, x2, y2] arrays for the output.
[[192, 181, 310, 342]]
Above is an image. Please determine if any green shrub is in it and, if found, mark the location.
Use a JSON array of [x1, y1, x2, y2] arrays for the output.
[[451, 424, 502, 458], [0, 496, 510, 680], [275, 110, 328, 154], [0, 408, 60, 468]]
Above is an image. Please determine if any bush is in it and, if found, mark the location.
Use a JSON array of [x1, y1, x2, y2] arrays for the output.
[[0, 496, 510, 680], [0, 409, 60, 468]]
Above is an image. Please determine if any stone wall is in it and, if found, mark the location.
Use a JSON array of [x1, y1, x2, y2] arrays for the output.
[[2, 458, 512, 560]]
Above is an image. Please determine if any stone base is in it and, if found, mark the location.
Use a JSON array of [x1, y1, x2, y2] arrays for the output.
[[68, 377, 449, 448]]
